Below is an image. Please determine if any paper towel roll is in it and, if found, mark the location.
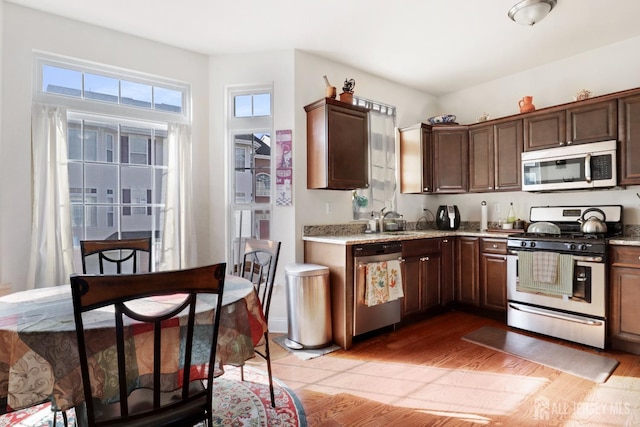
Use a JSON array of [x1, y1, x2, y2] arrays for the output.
[[480, 201, 488, 231]]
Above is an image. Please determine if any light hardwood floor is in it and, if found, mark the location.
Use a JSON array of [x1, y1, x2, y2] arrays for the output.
[[248, 311, 640, 426]]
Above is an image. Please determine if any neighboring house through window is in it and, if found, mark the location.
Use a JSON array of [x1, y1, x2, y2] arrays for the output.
[[227, 86, 273, 269]]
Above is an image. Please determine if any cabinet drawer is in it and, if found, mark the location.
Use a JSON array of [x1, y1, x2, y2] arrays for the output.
[[402, 238, 441, 257], [481, 238, 507, 254], [610, 246, 640, 268]]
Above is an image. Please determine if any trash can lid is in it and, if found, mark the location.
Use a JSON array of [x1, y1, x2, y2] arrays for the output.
[[284, 263, 329, 277]]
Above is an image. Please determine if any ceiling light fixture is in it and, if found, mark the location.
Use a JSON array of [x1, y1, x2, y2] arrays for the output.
[[508, 0, 557, 26]]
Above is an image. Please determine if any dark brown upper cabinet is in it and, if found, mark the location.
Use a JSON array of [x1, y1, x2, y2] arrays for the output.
[[304, 98, 369, 190], [524, 99, 617, 151], [399, 123, 433, 193], [469, 119, 523, 193], [432, 125, 468, 193], [618, 93, 640, 185]]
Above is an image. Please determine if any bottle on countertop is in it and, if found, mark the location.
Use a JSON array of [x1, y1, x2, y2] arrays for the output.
[[507, 202, 516, 224], [368, 212, 377, 233]]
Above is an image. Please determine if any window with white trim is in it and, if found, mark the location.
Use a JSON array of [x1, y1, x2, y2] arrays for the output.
[[227, 86, 273, 269], [34, 53, 190, 272]]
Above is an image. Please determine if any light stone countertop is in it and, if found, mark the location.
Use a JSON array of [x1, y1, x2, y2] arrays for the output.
[[302, 229, 517, 245], [608, 237, 640, 247], [303, 229, 640, 246]]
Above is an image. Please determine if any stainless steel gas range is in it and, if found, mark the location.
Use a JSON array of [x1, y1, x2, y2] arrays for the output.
[[506, 205, 623, 349]]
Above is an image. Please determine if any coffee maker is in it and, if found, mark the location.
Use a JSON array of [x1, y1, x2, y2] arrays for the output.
[[436, 205, 461, 230]]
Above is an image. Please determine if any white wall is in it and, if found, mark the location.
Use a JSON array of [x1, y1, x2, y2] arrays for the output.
[[434, 36, 640, 227], [0, 4, 211, 291]]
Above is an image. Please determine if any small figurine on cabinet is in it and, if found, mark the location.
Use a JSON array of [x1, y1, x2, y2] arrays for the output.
[[340, 78, 356, 103]]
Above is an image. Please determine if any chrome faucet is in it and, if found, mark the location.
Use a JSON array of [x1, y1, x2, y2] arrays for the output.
[[378, 207, 386, 233]]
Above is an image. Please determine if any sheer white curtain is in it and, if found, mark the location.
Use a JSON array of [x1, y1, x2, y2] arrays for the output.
[[159, 123, 196, 270], [27, 104, 74, 289], [355, 98, 397, 213]]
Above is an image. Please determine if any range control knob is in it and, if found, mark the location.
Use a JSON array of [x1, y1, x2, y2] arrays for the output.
[[530, 242, 536, 248], [569, 244, 576, 251], [580, 244, 588, 251], [520, 241, 527, 247]]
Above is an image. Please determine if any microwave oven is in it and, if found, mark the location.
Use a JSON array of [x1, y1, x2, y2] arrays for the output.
[[521, 140, 617, 192]]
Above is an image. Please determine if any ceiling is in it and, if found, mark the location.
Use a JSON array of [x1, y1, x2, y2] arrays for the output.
[[8, 0, 640, 95]]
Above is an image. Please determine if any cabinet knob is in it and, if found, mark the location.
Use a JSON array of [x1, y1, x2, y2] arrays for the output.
[[558, 141, 565, 146], [443, 239, 449, 243], [421, 257, 429, 261], [492, 244, 498, 248], [424, 187, 429, 191], [567, 140, 573, 145]]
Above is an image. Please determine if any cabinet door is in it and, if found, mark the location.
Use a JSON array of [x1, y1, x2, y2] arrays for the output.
[[440, 238, 455, 306], [566, 100, 617, 145], [433, 127, 468, 193], [399, 124, 432, 193], [456, 237, 479, 305], [327, 103, 369, 189], [402, 257, 421, 316], [468, 125, 494, 192], [421, 128, 433, 193], [421, 254, 441, 310], [523, 110, 566, 151], [609, 245, 640, 355], [618, 94, 640, 185], [481, 254, 507, 311], [305, 98, 369, 190], [494, 120, 523, 191], [610, 265, 640, 354]]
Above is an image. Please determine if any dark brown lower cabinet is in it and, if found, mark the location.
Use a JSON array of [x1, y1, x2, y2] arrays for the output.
[[480, 238, 507, 311], [401, 238, 443, 317], [456, 237, 480, 306], [609, 245, 640, 355]]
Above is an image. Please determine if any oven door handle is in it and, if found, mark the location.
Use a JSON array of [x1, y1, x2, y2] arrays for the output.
[[507, 251, 602, 263], [508, 303, 603, 326]]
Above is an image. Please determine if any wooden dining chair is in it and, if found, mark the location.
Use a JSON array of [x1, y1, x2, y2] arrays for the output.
[[237, 238, 281, 407], [70, 263, 226, 427], [80, 237, 152, 274]]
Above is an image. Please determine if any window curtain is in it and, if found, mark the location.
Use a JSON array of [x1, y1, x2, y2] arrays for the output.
[[159, 123, 196, 270], [363, 100, 397, 212], [26, 104, 74, 289]]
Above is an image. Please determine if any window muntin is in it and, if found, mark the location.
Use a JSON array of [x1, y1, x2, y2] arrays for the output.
[[68, 116, 166, 255], [39, 61, 186, 116]]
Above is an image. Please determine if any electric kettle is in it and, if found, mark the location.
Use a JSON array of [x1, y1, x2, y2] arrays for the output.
[[436, 205, 461, 230]]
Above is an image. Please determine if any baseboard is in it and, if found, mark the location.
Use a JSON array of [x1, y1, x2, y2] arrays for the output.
[[268, 316, 288, 334]]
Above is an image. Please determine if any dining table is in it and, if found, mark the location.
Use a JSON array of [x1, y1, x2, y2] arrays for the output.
[[0, 274, 267, 413]]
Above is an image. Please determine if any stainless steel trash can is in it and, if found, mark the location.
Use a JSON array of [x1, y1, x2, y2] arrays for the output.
[[284, 263, 332, 349]]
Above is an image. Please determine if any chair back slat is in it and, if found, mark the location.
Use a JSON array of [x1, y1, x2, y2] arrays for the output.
[[70, 263, 226, 426], [80, 238, 152, 274], [239, 239, 281, 321]]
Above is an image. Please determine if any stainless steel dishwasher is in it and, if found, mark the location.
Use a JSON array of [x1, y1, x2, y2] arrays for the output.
[[353, 241, 403, 336]]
